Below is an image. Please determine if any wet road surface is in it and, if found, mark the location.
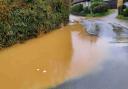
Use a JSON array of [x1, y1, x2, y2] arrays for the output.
[[52, 11, 128, 89], [52, 45, 128, 89], [0, 24, 106, 89], [0, 10, 127, 89]]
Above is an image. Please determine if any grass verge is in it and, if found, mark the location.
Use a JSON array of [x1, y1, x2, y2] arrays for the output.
[[117, 15, 128, 20], [85, 9, 114, 17]]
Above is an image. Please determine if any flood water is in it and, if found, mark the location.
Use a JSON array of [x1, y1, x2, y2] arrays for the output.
[[0, 11, 128, 89], [52, 12, 128, 89], [0, 24, 109, 89]]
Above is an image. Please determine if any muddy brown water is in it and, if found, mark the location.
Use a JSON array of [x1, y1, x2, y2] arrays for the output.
[[0, 24, 109, 89]]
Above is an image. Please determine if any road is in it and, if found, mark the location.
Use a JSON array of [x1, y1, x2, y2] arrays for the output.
[[52, 11, 128, 89]]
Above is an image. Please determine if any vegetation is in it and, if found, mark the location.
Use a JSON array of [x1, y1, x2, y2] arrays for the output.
[[118, 4, 128, 20], [117, 15, 128, 20], [91, 2, 108, 14], [119, 7, 128, 17], [0, 0, 70, 48], [71, 4, 84, 15], [91, 0, 103, 3], [71, 1, 109, 17]]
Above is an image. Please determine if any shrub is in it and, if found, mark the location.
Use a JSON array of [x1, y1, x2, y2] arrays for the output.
[[118, 5, 126, 15], [78, 7, 90, 16], [118, 4, 128, 17], [0, 0, 70, 48], [71, 4, 83, 15], [91, 0, 103, 3], [91, 2, 102, 8], [71, 2, 109, 16], [83, 7, 90, 15], [122, 8, 128, 17], [91, 2, 109, 14]]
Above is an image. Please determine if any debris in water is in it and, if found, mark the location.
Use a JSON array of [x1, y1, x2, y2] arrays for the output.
[[43, 70, 47, 73], [36, 68, 40, 71]]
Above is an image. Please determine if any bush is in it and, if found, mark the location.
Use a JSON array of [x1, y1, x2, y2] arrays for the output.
[[77, 7, 90, 16], [118, 5, 126, 15], [83, 7, 90, 15], [122, 8, 128, 17], [91, 2, 109, 14], [117, 15, 128, 20], [118, 4, 128, 17], [71, 4, 83, 15], [91, 2, 102, 8], [0, 0, 70, 48], [91, 0, 103, 3], [71, 4, 91, 16], [71, 2, 109, 16]]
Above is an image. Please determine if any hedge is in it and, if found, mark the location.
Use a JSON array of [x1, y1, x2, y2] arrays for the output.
[[0, 0, 70, 48], [71, 2, 109, 16]]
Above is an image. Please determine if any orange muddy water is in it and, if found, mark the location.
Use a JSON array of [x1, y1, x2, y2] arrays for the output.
[[0, 24, 108, 89]]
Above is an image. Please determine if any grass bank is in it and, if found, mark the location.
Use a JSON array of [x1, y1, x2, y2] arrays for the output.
[[85, 9, 114, 17], [117, 15, 128, 20]]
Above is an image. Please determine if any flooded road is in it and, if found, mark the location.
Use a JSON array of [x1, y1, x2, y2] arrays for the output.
[[53, 42, 128, 89], [52, 12, 128, 89], [0, 11, 128, 89], [53, 45, 128, 89], [0, 24, 108, 89]]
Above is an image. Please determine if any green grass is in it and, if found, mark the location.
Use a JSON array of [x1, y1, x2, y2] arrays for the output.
[[117, 15, 128, 20], [85, 9, 114, 17]]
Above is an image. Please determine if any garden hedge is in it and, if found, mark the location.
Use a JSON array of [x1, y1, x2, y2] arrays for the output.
[[71, 2, 109, 16], [0, 0, 70, 48]]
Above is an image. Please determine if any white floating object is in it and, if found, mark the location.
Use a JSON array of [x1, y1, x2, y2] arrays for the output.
[[36, 68, 40, 71], [43, 70, 47, 73]]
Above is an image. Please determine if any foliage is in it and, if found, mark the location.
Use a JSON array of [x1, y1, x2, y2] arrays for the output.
[[82, 7, 90, 15], [0, 0, 70, 48], [118, 5, 126, 15], [71, 4, 83, 15], [117, 15, 128, 20], [71, 4, 90, 16], [71, 1, 109, 16], [118, 4, 128, 17], [122, 8, 128, 17], [91, 2, 109, 14], [91, 0, 103, 3]]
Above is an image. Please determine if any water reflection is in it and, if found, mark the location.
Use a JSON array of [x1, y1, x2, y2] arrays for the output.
[[0, 26, 73, 89], [52, 12, 128, 89], [67, 31, 108, 78], [53, 45, 128, 89], [0, 24, 107, 89], [0, 17, 127, 89]]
